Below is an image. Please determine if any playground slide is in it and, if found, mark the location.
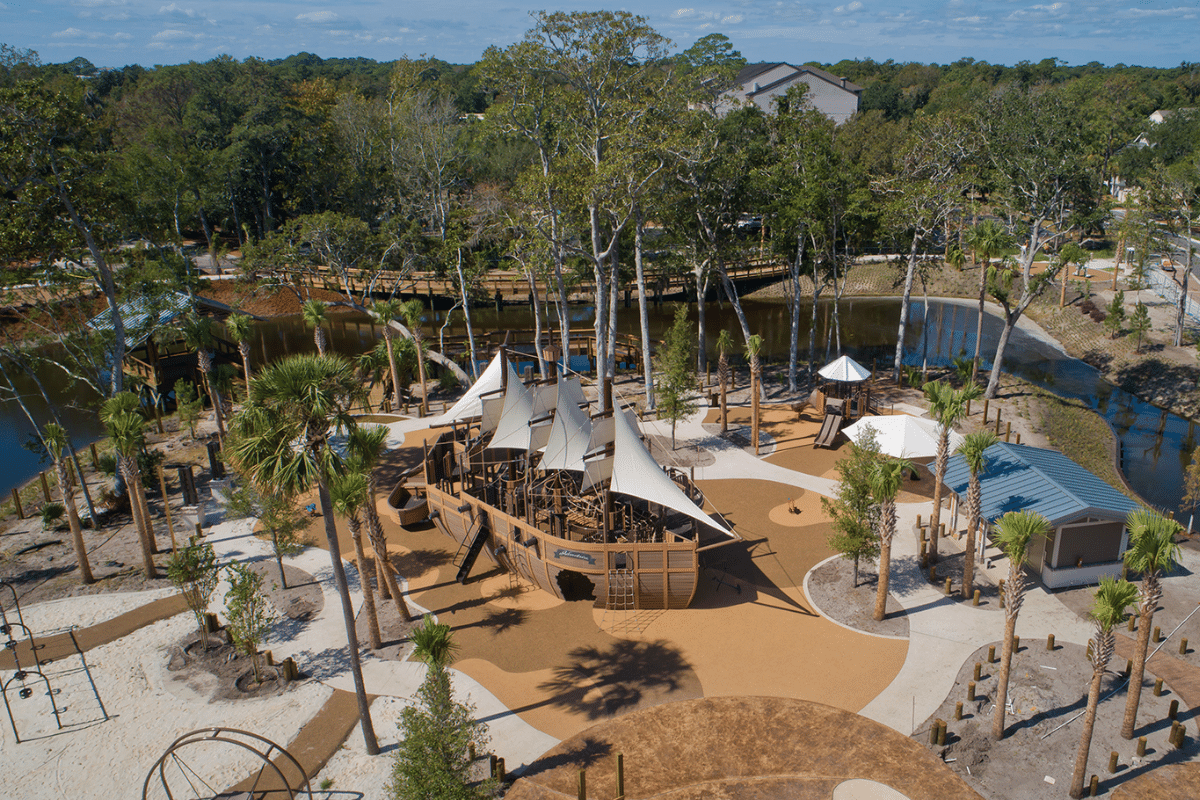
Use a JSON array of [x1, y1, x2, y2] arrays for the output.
[[814, 412, 843, 449]]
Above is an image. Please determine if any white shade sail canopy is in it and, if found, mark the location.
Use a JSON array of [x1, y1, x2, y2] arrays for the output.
[[540, 378, 593, 472], [606, 406, 733, 536], [843, 415, 964, 460], [487, 377, 536, 450], [437, 352, 520, 427], [818, 355, 871, 383]]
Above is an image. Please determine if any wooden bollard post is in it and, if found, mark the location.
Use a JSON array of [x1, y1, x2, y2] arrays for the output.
[[917, 514, 923, 528], [955, 701, 963, 721], [1089, 775, 1099, 797], [936, 719, 947, 746], [966, 398, 972, 417], [469, 743, 476, 762], [90, 442, 99, 468], [39, 471, 51, 502], [1128, 616, 1136, 631], [1124, 659, 1132, 677], [939, 522, 945, 539], [968, 681, 976, 701], [973, 662, 982, 681], [1047, 634, 1056, 650], [1153, 625, 1162, 643], [988, 645, 996, 663], [920, 541, 928, 568], [973, 589, 981, 606], [1013, 635, 1020, 652], [264, 650, 274, 666], [929, 724, 939, 744], [1137, 736, 1147, 757], [1170, 699, 1179, 719], [929, 566, 937, 583], [157, 465, 177, 554], [1015, 432, 1021, 445], [616, 753, 624, 800], [11, 488, 23, 520], [204, 612, 220, 632], [982, 399, 989, 423], [496, 758, 506, 783], [1108, 751, 1119, 773], [1181, 637, 1189, 655], [1154, 678, 1164, 697], [1005, 421, 1011, 442], [944, 577, 953, 595], [577, 768, 586, 800]]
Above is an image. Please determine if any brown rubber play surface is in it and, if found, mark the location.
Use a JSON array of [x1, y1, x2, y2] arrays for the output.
[[505, 696, 983, 800], [301, 428, 910, 743]]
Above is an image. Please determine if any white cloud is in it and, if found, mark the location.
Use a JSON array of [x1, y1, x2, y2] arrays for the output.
[[722, 14, 744, 24], [297, 10, 339, 23], [673, 8, 697, 19], [152, 28, 202, 41], [102, 11, 130, 20], [834, 1, 863, 13], [52, 27, 87, 38]]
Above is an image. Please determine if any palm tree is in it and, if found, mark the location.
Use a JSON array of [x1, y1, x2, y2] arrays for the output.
[[964, 220, 1010, 383], [871, 457, 912, 622], [1120, 509, 1182, 739], [42, 423, 93, 584], [330, 463, 382, 650], [399, 299, 429, 417], [224, 313, 255, 395], [957, 429, 998, 599], [945, 246, 966, 272], [371, 300, 405, 413], [348, 425, 412, 621], [105, 408, 157, 579], [411, 614, 459, 670], [716, 329, 734, 434], [746, 334, 763, 455], [992, 509, 1051, 739], [228, 353, 379, 755], [1070, 577, 1139, 799], [179, 315, 226, 447], [924, 380, 981, 562], [301, 299, 330, 356]]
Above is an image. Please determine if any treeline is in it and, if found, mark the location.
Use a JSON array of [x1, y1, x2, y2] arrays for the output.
[[1, 12, 1198, 408]]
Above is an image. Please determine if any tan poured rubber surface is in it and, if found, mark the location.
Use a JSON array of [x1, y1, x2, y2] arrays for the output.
[[505, 697, 981, 800], [315, 429, 909, 743]]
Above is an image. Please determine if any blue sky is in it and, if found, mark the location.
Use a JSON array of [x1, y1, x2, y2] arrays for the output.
[[4, 1, 1198, 70]]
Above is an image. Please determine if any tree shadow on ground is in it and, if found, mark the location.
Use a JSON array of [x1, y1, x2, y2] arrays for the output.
[[516, 737, 613, 780], [536, 639, 692, 721]]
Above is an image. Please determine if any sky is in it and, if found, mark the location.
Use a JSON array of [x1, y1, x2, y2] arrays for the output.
[[3, 1, 1199, 70]]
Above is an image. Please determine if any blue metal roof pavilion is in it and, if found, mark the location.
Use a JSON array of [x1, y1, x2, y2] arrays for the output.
[[938, 442, 1139, 526]]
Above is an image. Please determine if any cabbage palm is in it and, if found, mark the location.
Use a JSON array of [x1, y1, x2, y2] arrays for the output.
[[348, 425, 411, 621], [964, 219, 1011, 382], [924, 380, 981, 562], [399, 299, 428, 417], [992, 509, 1050, 739], [716, 329, 734, 434], [106, 409, 157, 579], [746, 334, 763, 455], [224, 313, 255, 394], [42, 423, 93, 584], [371, 300, 405, 412], [330, 464, 382, 650], [956, 429, 998, 599], [871, 457, 912, 621], [1070, 577, 1138, 799], [301, 299, 330, 355], [411, 614, 459, 670], [1120, 509, 1182, 739], [179, 315, 226, 447], [228, 353, 379, 754]]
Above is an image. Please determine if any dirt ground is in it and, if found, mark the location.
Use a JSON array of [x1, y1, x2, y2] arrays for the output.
[[918, 640, 1194, 799], [806, 556, 909, 638]]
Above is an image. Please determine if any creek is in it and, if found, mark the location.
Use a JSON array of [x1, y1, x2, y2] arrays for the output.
[[2, 298, 1194, 520]]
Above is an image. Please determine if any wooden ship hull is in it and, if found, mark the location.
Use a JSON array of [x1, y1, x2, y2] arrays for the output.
[[394, 427, 712, 609]]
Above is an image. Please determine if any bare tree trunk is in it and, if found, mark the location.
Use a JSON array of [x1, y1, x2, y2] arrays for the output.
[[456, 247, 480, 380], [634, 212, 654, 410], [56, 458, 93, 584], [1121, 592, 1158, 738], [348, 515, 381, 650], [874, 528, 893, 621], [894, 236, 922, 383], [788, 233, 804, 392], [1070, 665, 1107, 798]]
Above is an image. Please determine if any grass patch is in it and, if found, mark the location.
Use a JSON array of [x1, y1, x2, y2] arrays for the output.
[[1032, 385, 1136, 502]]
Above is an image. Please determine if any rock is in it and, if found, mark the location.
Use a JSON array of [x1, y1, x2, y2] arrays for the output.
[[167, 647, 187, 671]]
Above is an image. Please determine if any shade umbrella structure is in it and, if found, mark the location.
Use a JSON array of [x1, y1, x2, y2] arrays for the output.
[[843, 415, 964, 460], [817, 355, 871, 383]]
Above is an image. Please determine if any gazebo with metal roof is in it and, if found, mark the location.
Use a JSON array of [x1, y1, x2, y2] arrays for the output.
[[939, 442, 1140, 589]]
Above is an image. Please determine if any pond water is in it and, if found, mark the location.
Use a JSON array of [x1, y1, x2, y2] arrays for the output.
[[3, 297, 1195, 519]]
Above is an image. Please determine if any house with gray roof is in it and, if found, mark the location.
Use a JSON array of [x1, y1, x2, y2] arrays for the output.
[[720, 63, 861, 124], [939, 442, 1140, 589]]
